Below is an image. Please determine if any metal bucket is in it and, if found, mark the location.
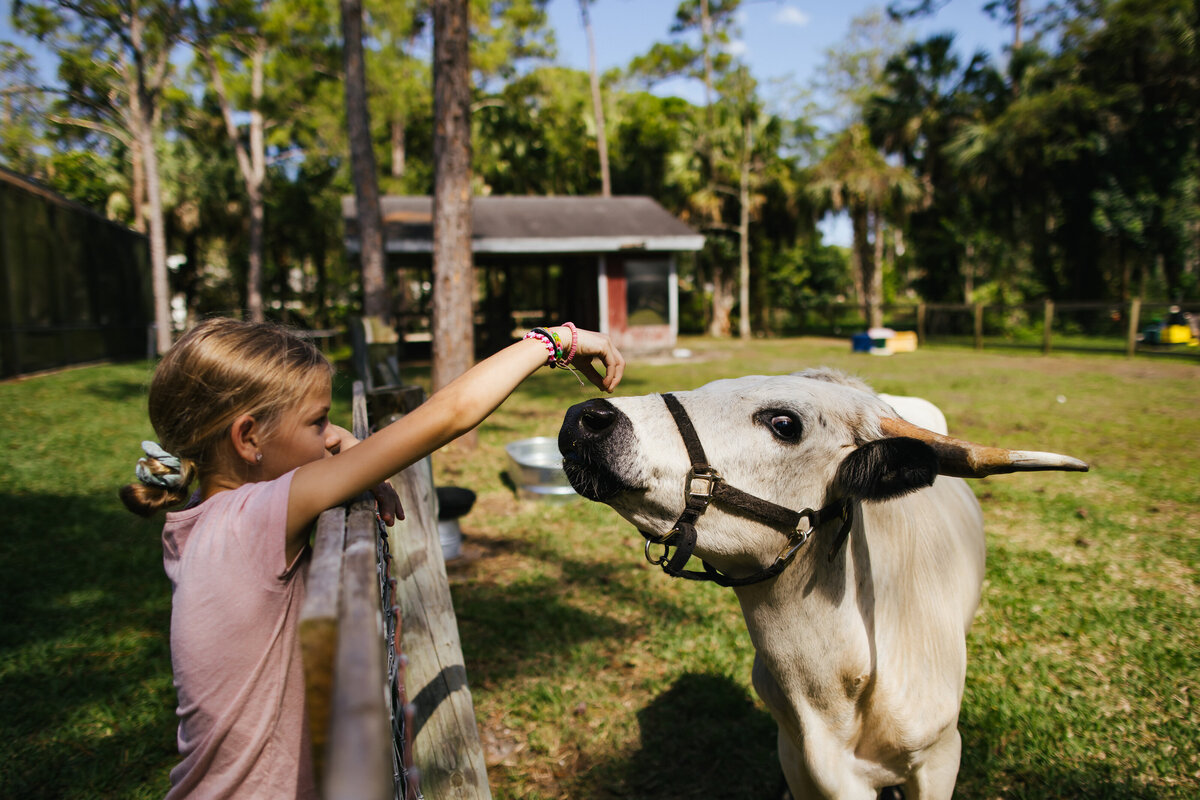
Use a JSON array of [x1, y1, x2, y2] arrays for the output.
[[504, 437, 578, 502]]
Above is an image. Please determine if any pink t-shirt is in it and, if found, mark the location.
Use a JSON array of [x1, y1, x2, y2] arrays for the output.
[[161, 470, 316, 799]]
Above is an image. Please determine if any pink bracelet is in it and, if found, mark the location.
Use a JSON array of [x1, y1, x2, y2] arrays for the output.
[[523, 329, 556, 366], [561, 322, 579, 365]]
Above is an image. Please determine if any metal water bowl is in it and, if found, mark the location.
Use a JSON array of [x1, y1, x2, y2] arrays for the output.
[[504, 437, 578, 502]]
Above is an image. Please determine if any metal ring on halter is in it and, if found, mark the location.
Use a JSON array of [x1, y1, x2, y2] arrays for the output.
[[644, 536, 672, 566]]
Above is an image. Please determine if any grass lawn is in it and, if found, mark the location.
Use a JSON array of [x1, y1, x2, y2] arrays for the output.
[[1, 337, 1196, 798]]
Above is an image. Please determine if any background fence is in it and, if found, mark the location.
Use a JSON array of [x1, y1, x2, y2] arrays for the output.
[[773, 299, 1199, 359], [0, 168, 152, 378]]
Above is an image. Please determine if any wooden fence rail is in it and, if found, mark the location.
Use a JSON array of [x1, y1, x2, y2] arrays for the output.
[[300, 380, 492, 799]]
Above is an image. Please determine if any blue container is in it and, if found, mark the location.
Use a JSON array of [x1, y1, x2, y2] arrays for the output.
[[851, 332, 873, 353]]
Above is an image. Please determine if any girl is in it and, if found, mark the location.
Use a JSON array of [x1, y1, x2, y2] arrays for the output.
[[121, 317, 624, 799]]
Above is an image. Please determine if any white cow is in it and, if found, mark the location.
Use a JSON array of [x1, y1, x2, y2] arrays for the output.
[[558, 369, 1086, 800]]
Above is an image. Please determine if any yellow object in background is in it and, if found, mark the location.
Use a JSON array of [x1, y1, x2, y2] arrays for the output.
[[1161, 325, 1195, 345], [890, 331, 919, 353]]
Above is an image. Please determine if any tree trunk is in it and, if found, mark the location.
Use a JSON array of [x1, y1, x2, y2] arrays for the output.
[[850, 205, 868, 316], [869, 210, 884, 328], [342, 0, 391, 321], [579, 0, 610, 196], [205, 41, 269, 322], [432, 0, 476, 446], [391, 114, 406, 179], [1013, 0, 1024, 50], [737, 117, 751, 340], [246, 44, 266, 322], [133, 82, 172, 354], [708, 265, 734, 337], [131, 137, 146, 233], [963, 241, 976, 303], [698, 0, 725, 333]]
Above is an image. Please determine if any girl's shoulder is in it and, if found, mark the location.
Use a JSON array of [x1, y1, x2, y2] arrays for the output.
[[169, 470, 298, 519], [164, 470, 301, 581]]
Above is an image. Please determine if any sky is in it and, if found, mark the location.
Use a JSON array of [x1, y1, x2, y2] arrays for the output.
[[543, 0, 1015, 106], [2, 1, 1015, 97], [541, 0, 1016, 244]]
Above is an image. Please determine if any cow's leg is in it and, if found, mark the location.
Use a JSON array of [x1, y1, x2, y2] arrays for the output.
[[778, 729, 822, 799], [901, 727, 961, 800], [777, 729, 879, 800]]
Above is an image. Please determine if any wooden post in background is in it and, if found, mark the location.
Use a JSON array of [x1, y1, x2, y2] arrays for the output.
[[1043, 299, 1055, 355], [1126, 297, 1141, 357], [974, 303, 984, 350]]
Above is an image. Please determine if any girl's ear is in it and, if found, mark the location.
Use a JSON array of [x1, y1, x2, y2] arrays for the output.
[[230, 413, 261, 465], [835, 437, 938, 502]]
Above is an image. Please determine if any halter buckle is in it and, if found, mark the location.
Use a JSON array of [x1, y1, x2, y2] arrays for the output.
[[685, 466, 722, 506], [777, 528, 812, 563]]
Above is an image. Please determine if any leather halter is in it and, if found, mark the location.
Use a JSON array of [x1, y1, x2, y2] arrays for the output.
[[640, 393, 854, 588]]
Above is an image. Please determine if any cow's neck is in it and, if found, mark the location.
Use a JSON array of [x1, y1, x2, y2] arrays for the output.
[[730, 508, 877, 720]]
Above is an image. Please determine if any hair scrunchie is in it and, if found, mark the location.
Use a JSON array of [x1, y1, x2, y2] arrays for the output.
[[136, 441, 184, 489]]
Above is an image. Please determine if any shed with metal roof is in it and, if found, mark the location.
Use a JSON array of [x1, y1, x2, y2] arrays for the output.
[[342, 195, 704, 355]]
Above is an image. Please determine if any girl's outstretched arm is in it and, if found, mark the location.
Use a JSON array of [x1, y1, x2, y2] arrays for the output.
[[286, 327, 624, 541]]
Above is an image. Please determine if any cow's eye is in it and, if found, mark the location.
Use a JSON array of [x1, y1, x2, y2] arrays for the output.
[[759, 411, 801, 441], [771, 415, 799, 439]]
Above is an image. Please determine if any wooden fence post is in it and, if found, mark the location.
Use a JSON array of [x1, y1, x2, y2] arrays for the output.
[[387, 389, 493, 800], [1043, 299, 1055, 355], [916, 302, 926, 345], [973, 303, 984, 350], [301, 379, 492, 800], [1126, 297, 1141, 358]]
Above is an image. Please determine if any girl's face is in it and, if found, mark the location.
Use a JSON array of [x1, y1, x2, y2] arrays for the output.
[[259, 372, 338, 480]]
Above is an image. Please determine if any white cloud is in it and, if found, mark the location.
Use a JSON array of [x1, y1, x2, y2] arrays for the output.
[[773, 6, 811, 27], [726, 39, 748, 57]]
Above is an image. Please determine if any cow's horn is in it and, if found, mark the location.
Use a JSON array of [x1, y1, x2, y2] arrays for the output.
[[879, 417, 1089, 479]]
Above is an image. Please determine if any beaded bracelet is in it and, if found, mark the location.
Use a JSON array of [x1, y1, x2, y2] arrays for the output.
[[561, 321, 579, 366], [523, 329, 557, 366], [548, 329, 566, 362]]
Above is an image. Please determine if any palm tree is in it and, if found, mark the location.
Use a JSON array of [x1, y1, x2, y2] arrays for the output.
[[809, 123, 926, 328]]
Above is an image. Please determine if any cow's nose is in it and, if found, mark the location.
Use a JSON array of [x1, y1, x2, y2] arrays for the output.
[[561, 398, 620, 452], [580, 399, 617, 434]]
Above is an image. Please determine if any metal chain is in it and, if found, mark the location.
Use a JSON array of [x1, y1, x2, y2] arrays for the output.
[[376, 516, 421, 800]]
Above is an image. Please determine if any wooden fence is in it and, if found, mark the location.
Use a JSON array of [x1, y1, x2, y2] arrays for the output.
[[777, 299, 1198, 358], [299, 381, 492, 799]]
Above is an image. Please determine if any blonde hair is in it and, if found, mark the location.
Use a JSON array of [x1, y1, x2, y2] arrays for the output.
[[120, 318, 333, 516]]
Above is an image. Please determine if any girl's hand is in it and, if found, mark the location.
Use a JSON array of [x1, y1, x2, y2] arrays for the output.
[[552, 326, 625, 393], [371, 480, 404, 526], [326, 424, 359, 455], [327, 424, 404, 524]]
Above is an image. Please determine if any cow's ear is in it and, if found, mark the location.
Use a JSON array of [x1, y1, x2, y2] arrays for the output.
[[835, 437, 937, 502]]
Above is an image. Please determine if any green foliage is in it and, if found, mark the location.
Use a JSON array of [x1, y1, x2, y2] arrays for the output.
[[874, 0, 1200, 303], [473, 67, 601, 195], [8, 0, 1200, 338]]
